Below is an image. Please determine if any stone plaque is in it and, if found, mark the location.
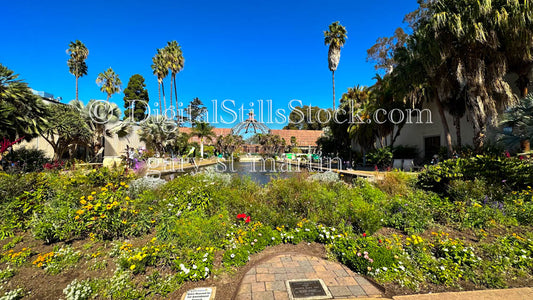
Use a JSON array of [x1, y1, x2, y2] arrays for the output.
[[286, 279, 332, 299], [181, 287, 216, 300]]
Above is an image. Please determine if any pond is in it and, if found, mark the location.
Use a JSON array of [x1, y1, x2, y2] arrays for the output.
[[217, 161, 295, 185]]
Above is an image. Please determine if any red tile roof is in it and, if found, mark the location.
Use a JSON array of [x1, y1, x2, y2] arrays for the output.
[[178, 127, 323, 147], [269, 129, 324, 147], [179, 127, 232, 144]]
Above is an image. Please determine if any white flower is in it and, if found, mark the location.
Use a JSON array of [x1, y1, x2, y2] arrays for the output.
[[439, 266, 445, 270], [230, 254, 235, 258]]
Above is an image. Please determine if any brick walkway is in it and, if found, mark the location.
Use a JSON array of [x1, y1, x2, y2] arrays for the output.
[[235, 254, 383, 299]]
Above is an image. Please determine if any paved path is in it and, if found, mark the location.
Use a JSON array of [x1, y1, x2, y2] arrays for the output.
[[235, 254, 383, 299], [392, 287, 533, 300]]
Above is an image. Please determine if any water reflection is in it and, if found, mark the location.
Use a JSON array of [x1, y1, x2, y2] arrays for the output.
[[219, 161, 294, 185]]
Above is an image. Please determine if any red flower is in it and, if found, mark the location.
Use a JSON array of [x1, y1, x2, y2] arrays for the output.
[[378, 239, 382, 243], [362, 233, 367, 237], [237, 214, 246, 219], [245, 216, 251, 223]]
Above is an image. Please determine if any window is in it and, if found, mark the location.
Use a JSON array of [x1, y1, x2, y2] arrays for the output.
[[424, 136, 440, 159]]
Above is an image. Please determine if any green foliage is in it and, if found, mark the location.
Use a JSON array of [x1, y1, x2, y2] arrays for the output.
[[0, 288, 25, 300], [418, 156, 533, 194], [39, 104, 92, 160], [63, 279, 92, 300], [186, 97, 206, 125], [3, 147, 49, 172], [367, 147, 393, 169], [96, 67, 122, 101], [0, 64, 50, 141], [283, 105, 329, 130], [123, 74, 149, 122], [383, 191, 438, 235], [331, 236, 396, 275], [392, 145, 419, 159]]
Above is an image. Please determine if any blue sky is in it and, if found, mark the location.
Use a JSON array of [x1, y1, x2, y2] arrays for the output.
[[2, 0, 418, 129]]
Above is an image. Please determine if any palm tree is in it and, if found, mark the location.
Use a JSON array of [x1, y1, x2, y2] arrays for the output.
[[0, 64, 49, 140], [163, 41, 184, 120], [191, 122, 215, 158], [151, 49, 168, 115], [66, 40, 89, 101], [96, 67, 122, 102], [422, 0, 516, 150], [138, 115, 177, 155], [324, 21, 347, 110], [71, 99, 121, 161]]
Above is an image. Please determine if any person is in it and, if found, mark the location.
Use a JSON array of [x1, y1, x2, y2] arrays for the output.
[[430, 154, 439, 165]]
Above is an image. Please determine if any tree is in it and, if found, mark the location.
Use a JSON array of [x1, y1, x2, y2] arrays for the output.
[[191, 122, 215, 158], [96, 67, 122, 101], [187, 97, 206, 125], [163, 41, 184, 120], [367, 27, 408, 74], [283, 105, 329, 130], [256, 133, 286, 156], [39, 104, 92, 160], [66, 40, 89, 101], [0, 64, 49, 141], [215, 134, 244, 156], [416, 0, 517, 150], [70, 100, 121, 160], [123, 74, 149, 122], [499, 94, 533, 152], [138, 115, 178, 155], [324, 21, 347, 110], [151, 49, 168, 115]]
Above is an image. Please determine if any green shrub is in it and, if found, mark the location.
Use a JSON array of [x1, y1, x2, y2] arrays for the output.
[[418, 156, 533, 194], [4, 147, 49, 172]]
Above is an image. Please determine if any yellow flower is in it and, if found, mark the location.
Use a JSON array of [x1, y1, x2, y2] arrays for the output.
[[91, 191, 97, 195], [76, 209, 84, 215], [80, 199, 87, 205], [87, 195, 94, 201], [74, 216, 80, 220], [125, 196, 130, 201], [130, 264, 136, 270], [101, 187, 108, 192], [120, 182, 126, 186]]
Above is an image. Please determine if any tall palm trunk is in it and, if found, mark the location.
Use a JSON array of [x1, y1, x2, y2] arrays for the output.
[[75, 76, 79, 101], [200, 137, 204, 158], [157, 82, 162, 115], [332, 71, 336, 110], [162, 82, 166, 115], [435, 93, 453, 157], [169, 77, 173, 114], [454, 115, 462, 148], [173, 74, 179, 122]]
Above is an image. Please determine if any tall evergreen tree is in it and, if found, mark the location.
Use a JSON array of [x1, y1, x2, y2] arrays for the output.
[[123, 74, 149, 122], [187, 97, 206, 125]]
